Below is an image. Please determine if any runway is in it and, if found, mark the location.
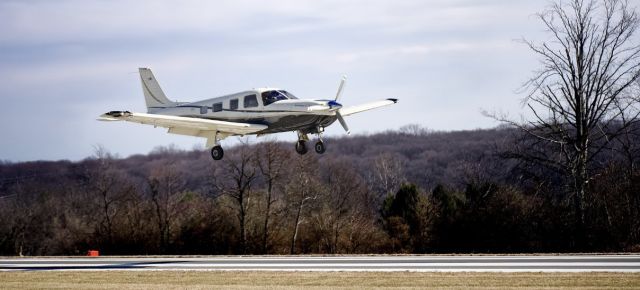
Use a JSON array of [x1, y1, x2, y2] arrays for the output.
[[1, 255, 639, 272]]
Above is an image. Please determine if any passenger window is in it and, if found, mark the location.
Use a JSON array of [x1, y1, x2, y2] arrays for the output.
[[244, 95, 258, 108], [213, 103, 222, 112], [230, 99, 238, 110], [200, 106, 207, 114]]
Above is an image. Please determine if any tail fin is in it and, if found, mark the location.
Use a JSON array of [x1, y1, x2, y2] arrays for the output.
[[139, 68, 175, 111]]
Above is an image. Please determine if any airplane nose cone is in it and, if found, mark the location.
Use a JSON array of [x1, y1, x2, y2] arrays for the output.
[[327, 100, 343, 109]]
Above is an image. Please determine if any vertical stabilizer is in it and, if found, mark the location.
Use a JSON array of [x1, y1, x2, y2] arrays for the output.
[[139, 68, 175, 111]]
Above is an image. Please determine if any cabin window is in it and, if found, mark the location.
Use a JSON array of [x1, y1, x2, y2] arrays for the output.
[[244, 94, 258, 108], [200, 106, 207, 114], [213, 103, 223, 112], [230, 99, 238, 110], [262, 90, 287, 106], [262, 90, 293, 106]]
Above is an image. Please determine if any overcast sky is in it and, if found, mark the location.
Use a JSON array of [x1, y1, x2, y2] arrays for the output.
[[1, 0, 622, 161]]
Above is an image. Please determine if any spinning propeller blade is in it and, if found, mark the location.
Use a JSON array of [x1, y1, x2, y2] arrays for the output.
[[336, 111, 350, 135], [335, 76, 350, 134], [334, 75, 347, 102]]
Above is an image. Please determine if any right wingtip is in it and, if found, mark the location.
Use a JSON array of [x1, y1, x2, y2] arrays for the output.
[[387, 98, 398, 103]]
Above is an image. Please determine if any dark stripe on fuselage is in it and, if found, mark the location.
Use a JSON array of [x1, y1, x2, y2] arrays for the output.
[[148, 106, 301, 114]]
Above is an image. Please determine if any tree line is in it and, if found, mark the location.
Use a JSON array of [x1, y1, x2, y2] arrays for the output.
[[0, 124, 638, 255]]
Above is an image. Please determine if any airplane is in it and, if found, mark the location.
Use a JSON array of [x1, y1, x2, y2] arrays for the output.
[[99, 68, 397, 160]]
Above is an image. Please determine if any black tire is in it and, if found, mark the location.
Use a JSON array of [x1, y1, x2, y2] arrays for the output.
[[211, 145, 224, 160], [295, 140, 308, 155], [314, 141, 326, 154]]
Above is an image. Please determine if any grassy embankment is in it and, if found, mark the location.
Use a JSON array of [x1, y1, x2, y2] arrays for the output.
[[1, 271, 639, 289]]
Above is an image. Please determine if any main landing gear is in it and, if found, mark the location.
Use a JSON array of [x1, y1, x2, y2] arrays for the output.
[[295, 140, 308, 155], [295, 130, 326, 155]]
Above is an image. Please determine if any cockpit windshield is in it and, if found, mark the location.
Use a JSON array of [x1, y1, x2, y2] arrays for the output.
[[262, 90, 297, 106]]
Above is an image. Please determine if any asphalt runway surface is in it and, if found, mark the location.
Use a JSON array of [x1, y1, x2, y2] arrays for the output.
[[1, 255, 639, 272]]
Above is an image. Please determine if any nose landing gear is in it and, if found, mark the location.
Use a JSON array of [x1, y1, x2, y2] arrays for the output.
[[314, 141, 325, 154], [211, 145, 224, 160]]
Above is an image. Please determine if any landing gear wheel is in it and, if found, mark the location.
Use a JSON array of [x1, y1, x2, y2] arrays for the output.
[[295, 140, 308, 155], [211, 145, 224, 160], [314, 141, 326, 154]]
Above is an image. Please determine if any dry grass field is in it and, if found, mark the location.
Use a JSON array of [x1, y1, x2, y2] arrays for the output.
[[0, 271, 639, 290]]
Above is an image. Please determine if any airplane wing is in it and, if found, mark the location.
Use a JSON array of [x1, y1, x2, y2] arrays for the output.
[[98, 111, 267, 146], [339, 98, 397, 117]]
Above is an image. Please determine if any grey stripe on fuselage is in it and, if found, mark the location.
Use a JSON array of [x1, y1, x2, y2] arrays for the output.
[[188, 114, 337, 134]]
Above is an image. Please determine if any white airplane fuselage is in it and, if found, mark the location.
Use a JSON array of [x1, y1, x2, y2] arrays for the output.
[[152, 88, 340, 135]]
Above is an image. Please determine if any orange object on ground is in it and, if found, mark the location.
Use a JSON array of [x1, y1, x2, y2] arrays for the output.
[[87, 250, 99, 256]]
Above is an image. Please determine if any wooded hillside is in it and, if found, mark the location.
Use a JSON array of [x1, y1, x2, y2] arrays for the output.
[[1, 125, 638, 255]]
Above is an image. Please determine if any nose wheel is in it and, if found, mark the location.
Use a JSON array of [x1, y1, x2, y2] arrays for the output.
[[314, 141, 326, 154], [211, 145, 224, 160]]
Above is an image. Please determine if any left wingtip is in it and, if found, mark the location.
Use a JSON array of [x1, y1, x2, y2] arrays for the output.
[[97, 110, 131, 121], [387, 98, 398, 103]]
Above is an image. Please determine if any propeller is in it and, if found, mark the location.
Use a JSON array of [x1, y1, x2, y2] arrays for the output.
[[334, 75, 350, 135], [336, 111, 350, 134], [335, 75, 346, 102]]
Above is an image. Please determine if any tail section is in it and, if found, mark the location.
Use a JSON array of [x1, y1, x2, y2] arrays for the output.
[[139, 68, 175, 112]]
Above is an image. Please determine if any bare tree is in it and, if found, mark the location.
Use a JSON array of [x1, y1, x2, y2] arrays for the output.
[[398, 124, 431, 136], [213, 141, 258, 254], [87, 146, 129, 249], [148, 164, 187, 253], [493, 0, 640, 238], [255, 141, 290, 254], [286, 155, 319, 254], [612, 95, 640, 177], [316, 161, 369, 254], [370, 153, 406, 200], [118, 185, 149, 253]]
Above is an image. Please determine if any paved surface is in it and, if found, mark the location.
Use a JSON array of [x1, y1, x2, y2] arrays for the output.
[[1, 255, 639, 272]]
